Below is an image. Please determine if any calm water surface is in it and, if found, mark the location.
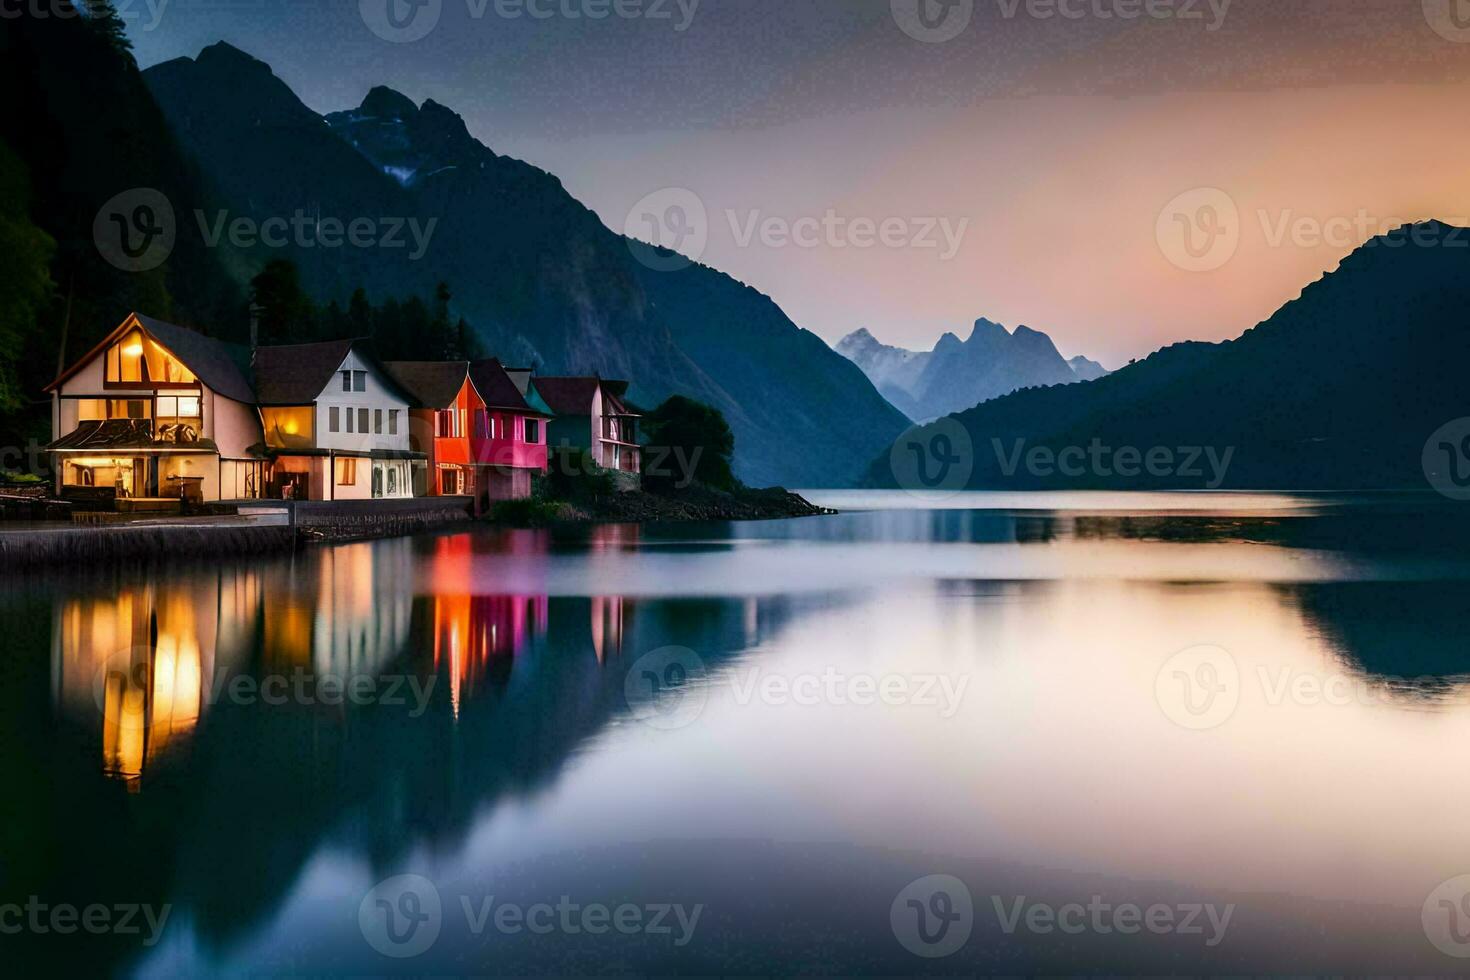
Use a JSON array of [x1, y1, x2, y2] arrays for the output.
[[7, 490, 1470, 975]]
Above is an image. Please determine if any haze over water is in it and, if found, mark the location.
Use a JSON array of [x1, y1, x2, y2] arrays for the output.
[[8, 490, 1470, 974]]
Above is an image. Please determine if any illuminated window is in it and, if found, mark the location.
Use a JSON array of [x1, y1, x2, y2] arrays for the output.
[[262, 407, 314, 450], [336, 458, 357, 485], [104, 331, 197, 386]]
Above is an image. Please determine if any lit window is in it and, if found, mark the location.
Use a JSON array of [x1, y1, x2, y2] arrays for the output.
[[335, 458, 357, 485]]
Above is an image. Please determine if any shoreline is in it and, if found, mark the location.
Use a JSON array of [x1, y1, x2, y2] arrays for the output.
[[0, 486, 832, 568]]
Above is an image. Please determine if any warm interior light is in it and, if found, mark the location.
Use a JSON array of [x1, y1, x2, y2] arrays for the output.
[[283, 420, 299, 435], [122, 337, 144, 357]]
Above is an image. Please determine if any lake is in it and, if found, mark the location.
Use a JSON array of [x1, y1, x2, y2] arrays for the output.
[[7, 490, 1470, 975]]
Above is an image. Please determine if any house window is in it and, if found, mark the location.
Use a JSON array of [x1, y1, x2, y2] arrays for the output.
[[335, 458, 357, 485], [155, 395, 201, 419], [261, 407, 314, 450], [374, 409, 383, 434], [353, 371, 367, 393], [329, 407, 340, 432], [341, 371, 352, 392], [436, 409, 462, 438], [441, 468, 460, 495], [388, 410, 399, 435], [78, 399, 151, 422], [358, 408, 369, 433], [104, 331, 195, 385], [156, 394, 203, 444], [524, 419, 541, 444]]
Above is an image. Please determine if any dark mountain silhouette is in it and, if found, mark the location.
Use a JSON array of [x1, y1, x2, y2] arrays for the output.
[[837, 319, 1106, 422], [866, 222, 1470, 490], [142, 43, 906, 486]]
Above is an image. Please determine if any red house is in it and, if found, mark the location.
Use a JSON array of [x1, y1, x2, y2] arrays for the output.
[[386, 359, 551, 509], [468, 358, 552, 501]]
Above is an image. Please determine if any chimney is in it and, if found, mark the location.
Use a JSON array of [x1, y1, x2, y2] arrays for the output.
[[248, 302, 262, 358]]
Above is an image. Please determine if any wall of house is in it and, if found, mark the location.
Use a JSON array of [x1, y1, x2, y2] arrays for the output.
[[472, 411, 549, 472], [314, 350, 412, 455], [209, 391, 264, 458]]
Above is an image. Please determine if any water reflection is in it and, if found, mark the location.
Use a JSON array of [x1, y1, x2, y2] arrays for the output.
[[12, 494, 1470, 974]]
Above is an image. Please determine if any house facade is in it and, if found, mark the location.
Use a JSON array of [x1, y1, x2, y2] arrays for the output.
[[45, 313, 267, 502], [386, 359, 552, 510], [253, 340, 421, 500], [534, 377, 642, 479]]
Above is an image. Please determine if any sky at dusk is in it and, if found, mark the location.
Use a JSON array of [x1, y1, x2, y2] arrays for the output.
[[125, 0, 1470, 367]]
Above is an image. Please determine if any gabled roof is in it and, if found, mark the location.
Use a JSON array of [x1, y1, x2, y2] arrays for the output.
[[533, 376, 639, 418], [252, 338, 417, 407], [469, 358, 551, 416], [251, 339, 356, 406], [383, 361, 471, 410], [47, 312, 256, 404]]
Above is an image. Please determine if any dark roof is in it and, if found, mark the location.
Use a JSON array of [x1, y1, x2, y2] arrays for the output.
[[503, 367, 533, 396], [47, 313, 255, 403], [530, 377, 601, 416], [470, 358, 548, 414], [251, 339, 357, 405], [46, 419, 218, 453], [383, 361, 470, 409]]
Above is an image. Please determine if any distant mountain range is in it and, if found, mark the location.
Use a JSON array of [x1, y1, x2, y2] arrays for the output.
[[836, 320, 1109, 421], [139, 42, 907, 487], [865, 222, 1470, 490]]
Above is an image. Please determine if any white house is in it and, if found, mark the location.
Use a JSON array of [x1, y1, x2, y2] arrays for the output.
[[251, 339, 423, 500], [45, 313, 267, 502]]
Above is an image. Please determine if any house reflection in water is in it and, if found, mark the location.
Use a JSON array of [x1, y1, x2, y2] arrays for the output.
[[50, 569, 261, 787], [427, 534, 549, 717], [262, 540, 414, 681]]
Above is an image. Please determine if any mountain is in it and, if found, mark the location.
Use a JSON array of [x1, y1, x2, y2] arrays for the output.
[[142, 43, 906, 487], [865, 222, 1470, 490], [836, 319, 1107, 421], [1068, 356, 1109, 382]]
